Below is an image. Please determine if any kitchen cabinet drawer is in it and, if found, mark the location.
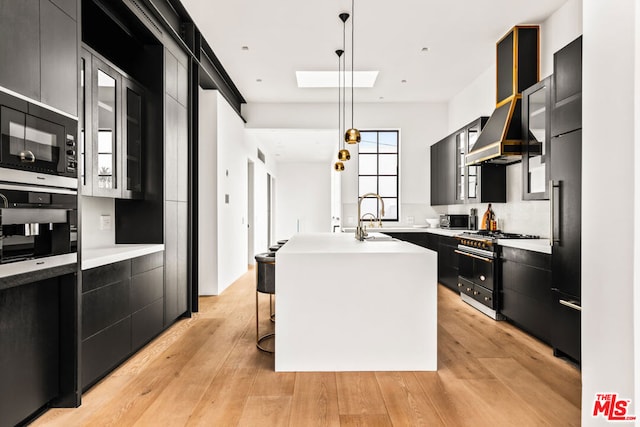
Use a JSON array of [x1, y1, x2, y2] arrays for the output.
[[551, 290, 581, 363], [500, 246, 552, 342], [132, 298, 164, 350], [438, 237, 459, 291], [82, 316, 132, 389], [82, 260, 131, 293], [131, 266, 164, 312], [132, 251, 164, 275], [82, 278, 131, 340]]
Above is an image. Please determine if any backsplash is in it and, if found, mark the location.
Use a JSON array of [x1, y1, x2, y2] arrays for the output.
[[81, 196, 116, 248], [435, 163, 551, 237]]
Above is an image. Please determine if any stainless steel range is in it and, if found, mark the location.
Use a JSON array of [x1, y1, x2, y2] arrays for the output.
[[455, 230, 539, 319]]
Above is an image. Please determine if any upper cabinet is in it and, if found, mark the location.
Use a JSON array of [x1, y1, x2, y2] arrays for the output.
[[80, 49, 145, 199], [521, 76, 552, 200], [0, 0, 78, 116], [431, 117, 506, 206]]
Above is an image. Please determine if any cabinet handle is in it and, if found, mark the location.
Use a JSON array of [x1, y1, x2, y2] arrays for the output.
[[559, 299, 582, 312], [454, 249, 492, 263], [549, 180, 560, 245]]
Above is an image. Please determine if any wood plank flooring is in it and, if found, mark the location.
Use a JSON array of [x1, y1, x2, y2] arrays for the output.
[[34, 268, 581, 426]]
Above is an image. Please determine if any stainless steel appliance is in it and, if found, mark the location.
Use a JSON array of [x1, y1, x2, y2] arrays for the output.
[[0, 184, 77, 264], [0, 91, 77, 181], [455, 230, 540, 319], [440, 214, 470, 229]]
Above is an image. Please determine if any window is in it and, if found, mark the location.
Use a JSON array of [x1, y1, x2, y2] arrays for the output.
[[358, 130, 399, 221]]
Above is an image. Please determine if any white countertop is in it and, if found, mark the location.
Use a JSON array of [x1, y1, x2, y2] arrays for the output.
[[82, 244, 165, 270], [280, 232, 431, 255], [498, 238, 552, 254], [341, 227, 551, 254]]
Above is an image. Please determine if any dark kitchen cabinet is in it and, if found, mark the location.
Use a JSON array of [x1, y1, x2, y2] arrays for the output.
[[430, 134, 456, 205], [438, 236, 459, 291], [80, 48, 146, 199], [431, 117, 505, 206], [0, 0, 40, 101], [549, 36, 582, 364], [381, 231, 438, 251], [81, 252, 164, 389], [500, 246, 552, 343], [0, 0, 78, 116], [522, 76, 552, 200]]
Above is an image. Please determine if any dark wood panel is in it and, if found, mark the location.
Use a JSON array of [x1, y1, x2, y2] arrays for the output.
[[502, 289, 551, 343], [438, 236, 459, 291], [131, 298, 164, 350], [551, 290, 581, 363], [501, 246, 551, 270], [430, 143, 440, 205], [82, 278, 131, 340], [479, 164, 506, 203], [0, 0, 41, 100], [131, 251, 164, 275], [81, 317, 132, 389], [40, 0, 78, 115], [49, 0, 76, 20], [131, 267, 164, 312], [0, 278, 60, 426], [82, 260, 130, 293]]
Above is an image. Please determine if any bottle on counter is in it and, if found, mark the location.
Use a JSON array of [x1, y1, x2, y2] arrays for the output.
[[481, 203, 495, 231]]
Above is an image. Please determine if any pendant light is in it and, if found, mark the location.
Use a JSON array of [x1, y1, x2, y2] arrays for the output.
[[334, 48, 346, 171], [337, 12, 350, 162], [345, 0, 360, 144]]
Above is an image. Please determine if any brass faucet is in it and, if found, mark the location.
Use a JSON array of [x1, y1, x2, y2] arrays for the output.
[[356, 193, 385, 241]]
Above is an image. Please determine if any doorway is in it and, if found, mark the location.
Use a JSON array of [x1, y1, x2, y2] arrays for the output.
[[247, 160, 255, 265]]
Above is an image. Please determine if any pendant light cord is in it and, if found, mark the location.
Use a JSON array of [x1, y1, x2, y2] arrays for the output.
[[351, 0, 355, 129], [342, 17, 347, 147]]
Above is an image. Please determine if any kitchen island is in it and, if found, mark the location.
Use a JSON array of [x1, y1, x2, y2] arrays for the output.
[[274, 232, 437, 372]]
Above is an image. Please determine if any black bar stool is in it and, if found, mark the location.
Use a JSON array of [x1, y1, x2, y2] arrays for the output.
[[255, 252, 276, 353]]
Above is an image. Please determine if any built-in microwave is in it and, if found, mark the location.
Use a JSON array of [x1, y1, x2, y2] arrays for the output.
[[0, 91, 77, 179], [440, 214, 470, 229], [0, 184, 77, 264]]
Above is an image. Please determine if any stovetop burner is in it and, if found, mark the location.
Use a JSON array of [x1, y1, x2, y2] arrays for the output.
[[459, 230, 540, 240]]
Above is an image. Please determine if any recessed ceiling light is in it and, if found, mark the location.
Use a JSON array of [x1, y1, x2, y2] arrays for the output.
[[379, 96, 384, 100], [241, 46, 249, 50], [421, 47, 430, 52], [256, 78, 262, 83], [296, 71, 379, 88], [401, 79, 407, 83]]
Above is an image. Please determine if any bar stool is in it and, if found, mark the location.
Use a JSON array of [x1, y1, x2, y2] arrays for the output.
[[255, 252, 276, 353], [269, 244, 282, 252], [277, 239, 288, 245]]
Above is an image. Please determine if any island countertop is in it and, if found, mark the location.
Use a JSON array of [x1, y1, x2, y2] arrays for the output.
[[274, 232, 437, 372]]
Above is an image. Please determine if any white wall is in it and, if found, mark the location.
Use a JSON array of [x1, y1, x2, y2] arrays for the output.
[[198, 88, 219, 295], [275, 162, 332, 240], [540, 0, 584, 79], [244, 102, 449, 227], [583, 0, 637, 424], [81, 196, 115, 249], [198, 90, 277, 295]]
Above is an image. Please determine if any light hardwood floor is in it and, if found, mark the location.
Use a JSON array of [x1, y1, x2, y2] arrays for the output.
[[35, 268, 581, 426]]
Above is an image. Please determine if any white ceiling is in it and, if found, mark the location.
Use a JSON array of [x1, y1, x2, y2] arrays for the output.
[[181, 0, 568, 161], [245, 129, 338, 163]]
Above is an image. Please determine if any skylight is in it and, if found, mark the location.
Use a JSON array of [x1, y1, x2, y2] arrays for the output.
[[296, 71, 379, 88]]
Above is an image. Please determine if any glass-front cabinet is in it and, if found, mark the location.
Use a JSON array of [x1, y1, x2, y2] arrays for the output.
[[80, 48, 144, 199], [521, 76, 551, 200], [454, 117, 488, 204]]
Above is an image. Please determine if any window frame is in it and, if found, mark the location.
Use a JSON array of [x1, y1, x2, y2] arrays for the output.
[[357, 129, 400, 222]]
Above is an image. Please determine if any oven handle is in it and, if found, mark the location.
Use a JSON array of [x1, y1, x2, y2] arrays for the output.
[[454, 249, 493, 263], [559, 299, 582, 312]]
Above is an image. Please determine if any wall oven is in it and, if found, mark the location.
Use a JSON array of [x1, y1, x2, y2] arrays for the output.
[[0, 91, 77, 180], [0, 184, 77, 264]]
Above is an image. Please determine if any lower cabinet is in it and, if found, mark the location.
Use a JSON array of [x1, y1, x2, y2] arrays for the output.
[[500, 246, 552, 343], [81, 251, 164, 389], [382, 232, 460, 292], [437, 236, 459, 292]]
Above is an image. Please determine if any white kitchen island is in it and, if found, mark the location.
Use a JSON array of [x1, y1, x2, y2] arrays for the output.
[[274, 232, 437, 372]]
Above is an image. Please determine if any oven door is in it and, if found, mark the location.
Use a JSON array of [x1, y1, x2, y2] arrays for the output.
[[455, 247, 495, 292], [1, 106, 66, 175]]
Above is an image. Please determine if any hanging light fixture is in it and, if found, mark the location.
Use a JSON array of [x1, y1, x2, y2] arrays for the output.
[[345, 0, 360, 144], [337, 12, 350, 162], [334, 48, 346, 171]]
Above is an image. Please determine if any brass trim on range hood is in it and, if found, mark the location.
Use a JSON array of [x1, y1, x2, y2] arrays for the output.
[[466, 25, 539, 166], [466, 96, 522, 166]]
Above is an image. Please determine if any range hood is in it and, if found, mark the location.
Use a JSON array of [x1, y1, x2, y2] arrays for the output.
[[466, 25, 539, 166]]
